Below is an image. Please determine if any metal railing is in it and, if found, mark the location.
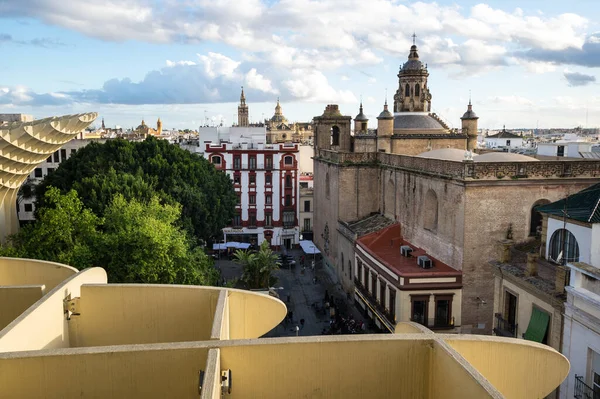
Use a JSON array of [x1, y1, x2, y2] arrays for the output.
[[574, 375, 598, 399], [493, 313, 518, 338]]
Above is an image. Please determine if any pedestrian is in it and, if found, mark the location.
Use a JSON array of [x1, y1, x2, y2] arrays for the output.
[[295, 325, 300, 336]]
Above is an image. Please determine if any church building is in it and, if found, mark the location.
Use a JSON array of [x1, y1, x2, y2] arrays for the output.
[[312, 39, 600, 335]]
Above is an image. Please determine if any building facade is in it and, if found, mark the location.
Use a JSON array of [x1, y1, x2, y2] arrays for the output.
[[484, 127, 524, 149], [205, 140, 300, 249], [299, 173, 313, 241]]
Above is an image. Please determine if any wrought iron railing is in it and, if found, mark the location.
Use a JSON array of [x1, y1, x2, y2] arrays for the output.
[[574, 375, 598, 399], [493, 313, 518, 338]]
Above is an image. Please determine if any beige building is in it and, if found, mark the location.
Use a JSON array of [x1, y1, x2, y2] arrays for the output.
[[311, 40, 600, 335], [0, 256, 571, 398], [134, 118, 162, 136]]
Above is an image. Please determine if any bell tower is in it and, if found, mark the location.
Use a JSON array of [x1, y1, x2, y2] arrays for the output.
[[313, 105, 352, 152], [237, 86, 249, 127], [461, 99, 479, 151], [393, 34, 432, 113]]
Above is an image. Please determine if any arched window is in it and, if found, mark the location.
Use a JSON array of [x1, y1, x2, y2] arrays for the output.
[[549, 229, 579, 264], [405, 83, 410, 97], [325, 172, 330, 199], [211, 155, 221, 165], [285, 174, 292, 188], [330, 126, 340, 146], [415, 84, 420, 97], [423, 189, 438, 231], [530, 199, 550, 236], [284, 155, 293, 165]]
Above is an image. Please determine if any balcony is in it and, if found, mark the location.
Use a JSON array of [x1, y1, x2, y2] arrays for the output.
[[493, 313, 518, 338], [354, 278, 396, 326], [574, 375, 598, 399]]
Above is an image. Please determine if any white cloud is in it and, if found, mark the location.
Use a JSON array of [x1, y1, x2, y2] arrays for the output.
[[283, 69, 357, 103], [245, 68, 278, 94], [197, 52, 240, 79]]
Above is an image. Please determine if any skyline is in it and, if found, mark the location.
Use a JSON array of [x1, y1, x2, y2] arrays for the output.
[[1, 0, 599, 129]]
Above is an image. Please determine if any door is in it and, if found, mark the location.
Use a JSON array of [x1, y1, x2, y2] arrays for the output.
[[284, 239, 292, 250], [557, 145, 565, 157]]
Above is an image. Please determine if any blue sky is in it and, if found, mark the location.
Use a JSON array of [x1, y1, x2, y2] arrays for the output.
[[1, 0, 599, 130]]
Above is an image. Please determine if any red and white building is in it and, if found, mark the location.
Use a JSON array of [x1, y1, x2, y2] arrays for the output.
[[203, 126, 300, 249]]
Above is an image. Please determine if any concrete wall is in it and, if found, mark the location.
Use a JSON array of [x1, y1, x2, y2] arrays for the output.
[[0, 257, 77, 290], [227, 289, 287, 339], [0, 267, 107, 353], [0, 345, 209, 399], [0, 285, 44, 331]]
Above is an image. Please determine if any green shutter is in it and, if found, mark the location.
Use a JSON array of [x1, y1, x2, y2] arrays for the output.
[[524, 308, 550, 343]]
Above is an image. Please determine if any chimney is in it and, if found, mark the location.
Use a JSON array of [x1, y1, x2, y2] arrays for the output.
[[555, 265, 568, 294], [526, 253, 539, 276], [499, 240, 512, 263]]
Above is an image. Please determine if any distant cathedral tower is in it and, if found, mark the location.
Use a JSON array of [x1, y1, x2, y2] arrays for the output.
[[393, 34, 432, 113], [157, 117, 163, 135], [238, 87, 249, 127]]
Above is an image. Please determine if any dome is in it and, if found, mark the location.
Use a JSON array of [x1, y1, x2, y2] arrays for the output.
[[461, 103, 478, 120], [393, 114, 445, 130], [355, 104, 368, 121], [378, 109, 393, 119], [474, 152, 539, 162], [400, 44, 426, 74], [417, 148, 478, 162]]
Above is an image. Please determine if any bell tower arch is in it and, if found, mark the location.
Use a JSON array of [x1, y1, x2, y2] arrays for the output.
[[313, 105, 352, 152]]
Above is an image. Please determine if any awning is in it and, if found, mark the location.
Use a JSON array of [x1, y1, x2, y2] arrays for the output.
[[212, 243, 227, 250], [299, 240, 321, 255], [523, 308, 550, 343]]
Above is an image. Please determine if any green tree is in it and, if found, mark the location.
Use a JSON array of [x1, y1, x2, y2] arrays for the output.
[[35, 137, 236, 241], [233, 241, 279, 289]]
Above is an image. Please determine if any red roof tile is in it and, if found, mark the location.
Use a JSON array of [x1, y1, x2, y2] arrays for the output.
[[357, 224, 461, 278]]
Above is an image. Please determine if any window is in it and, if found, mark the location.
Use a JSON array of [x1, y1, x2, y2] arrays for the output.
[[211, 155, 221, 165], [285, 174, 292, 188], [388, 288, 396, 320], [504, 291, 517, 330], [411, 295, 429, 326], [249, 156, 257, 170], [283, 211, 294, 227], [434, 295, 452, 327], [415, 84, 420, 97], [284, 155, 293, 165], [357, 260, 363, 285], [303, 218, 311, 231], [300, 182, 308, 189], [363, 266, 368, 288], [265, 174, 272, 185], [233, 214, 241, 227], [236, 194, 241, 206], [304, 200, 310, 212], [233, 156, 241, 170], [285, 195, 292, 206], [265, 194, 272, 205], [265, 155, 273, 169], [249, 213, 257, 227], [34, 168, 43, 178], [265, 212, 273, 226], [549, 228, 579, 264], [249, 174, 256, 184], [330, 126, 340, 146], [24, 203, 33, 212], [506, 140, 511, 147], [233, 174, 241, 184], [341, 253, 344, 272], [530, 199, 550, 236], [249, 194, 256, 205], [371, 272, 377, 296], [405, 83, 410, 97], [53, 151, 59, 163], [46, 155, 52, 163], [379, 279, 386, 305], [325, 173, 330, 199], [557, 145, 565, 157], [60, 149, 67, 161]]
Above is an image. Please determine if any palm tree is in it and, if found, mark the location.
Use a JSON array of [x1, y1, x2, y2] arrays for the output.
[[233, 241, 279, 289]]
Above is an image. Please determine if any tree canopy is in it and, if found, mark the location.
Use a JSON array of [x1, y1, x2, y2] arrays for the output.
[[35, 137, 236, 242], [3, 187, 218, 286], [233, 241, 279, 289]]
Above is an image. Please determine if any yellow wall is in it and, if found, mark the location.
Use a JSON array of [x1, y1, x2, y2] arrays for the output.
[[446, 336, 569, 399], [398, 288, 462, 327], [0, 285, 44, 330], [227, 290, 286, 339], [0, 345, 209, 399], [0, 267, 107, 352], [70, 284, 221, 347], [0, 257, 77, 290]]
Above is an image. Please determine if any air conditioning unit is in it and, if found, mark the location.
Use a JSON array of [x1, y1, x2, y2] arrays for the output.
[[221, 369, 232, 395], [417, 256, 433, 269], [400, 245, 413, 257]]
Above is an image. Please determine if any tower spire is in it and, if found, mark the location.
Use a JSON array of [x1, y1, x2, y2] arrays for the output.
[[412, 32, 417, 45]]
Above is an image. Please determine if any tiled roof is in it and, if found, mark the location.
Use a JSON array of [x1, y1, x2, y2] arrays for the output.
[[487, 130, 522, 139], [346, 214, 397, 237], [536, 183, 600, 224], [356, 224, 461, 277]]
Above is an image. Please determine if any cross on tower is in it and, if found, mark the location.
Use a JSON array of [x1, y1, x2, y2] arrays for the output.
[[412, 32, 417, 45]]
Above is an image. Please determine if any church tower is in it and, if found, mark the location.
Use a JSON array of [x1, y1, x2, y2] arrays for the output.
[[393, 34, 432, 113], [157, 117, 162, 135], [238, 87, 249, 127], [353, 102, 368, 134], [376, 99, 393, 153], [461, 100, 479, 151]]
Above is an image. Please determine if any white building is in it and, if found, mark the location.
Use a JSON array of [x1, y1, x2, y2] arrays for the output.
[[537, 184, 600, 399], [204, 137, 300, 250], [537, 141, 599, 158], [484, 127, 524, 149], [17, 139, 104, 222], [299, 173, 314, 241]]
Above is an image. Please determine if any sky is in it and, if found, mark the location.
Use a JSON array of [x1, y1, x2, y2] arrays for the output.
[[1, 0, 599, 130]]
